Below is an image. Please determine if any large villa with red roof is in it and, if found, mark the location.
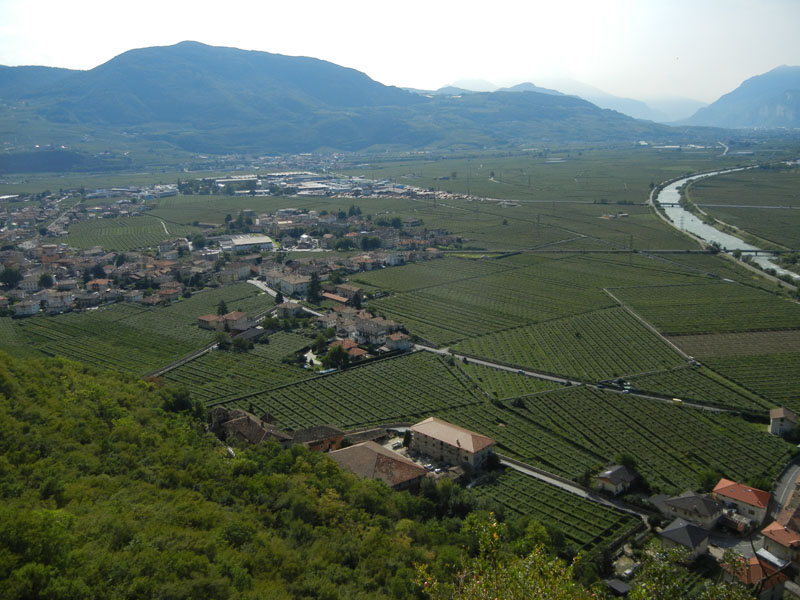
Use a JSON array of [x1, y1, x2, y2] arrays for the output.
[[713, 478, 771, 526]]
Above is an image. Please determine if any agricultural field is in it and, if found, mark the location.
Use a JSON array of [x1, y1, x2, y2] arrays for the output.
[[457, 361, 560, 399], [220, 351, 483, 431], [340, 147, 735, 206], [704, 353, 800, 412], [471, 469, 640, 554], [0, 283, 273, 375], [610, 282, 800, 335], [454, 307, 685, 381], [444, 386, 793, 494], [690, 167, 800, 208], [655, 252, 783, 291], [688, 167, 800, 249], [360, 253, 719, 346], [63, 214, 203, 251], [628, 366, 769, 411], [164, 331, 312, 402], [668, 329, 800, 358]]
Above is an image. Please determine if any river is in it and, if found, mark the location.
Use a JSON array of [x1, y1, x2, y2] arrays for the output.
[[654, 169, 799, 281]]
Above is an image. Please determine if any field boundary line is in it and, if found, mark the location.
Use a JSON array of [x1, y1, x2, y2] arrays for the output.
[[602, 287, 691, 362]]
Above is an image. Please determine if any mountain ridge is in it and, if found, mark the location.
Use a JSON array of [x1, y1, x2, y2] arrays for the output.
[[682, 65, 800, 128], [0, 41, 713, 157]]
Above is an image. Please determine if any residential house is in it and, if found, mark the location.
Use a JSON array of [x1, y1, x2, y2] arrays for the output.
[[723, 556, 788, 600], [384, 332, 412, 352], [656, 491, 723, 529], [335, 284, 363, 303], [658, 518, 709, 561], [761, 521, 800, 564], [291, 425, 344, 452], [158, 288, 182, 302], [713, 478, 770, 526], [86, 278, 112, 292], [276, 301, 304, 319], [328, 441, 427, 492], [410, 417, 495, 470], [594, 465, 637, 496], [12, 299, 40, 316], [769, 408, 797, 437], [209, 407, 292, 449], [224, 311, 251, 332]]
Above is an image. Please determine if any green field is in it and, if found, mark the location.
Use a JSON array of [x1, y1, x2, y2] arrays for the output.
[[64, 214, 203, 251], [0, 283, 274, 374], [454, 307, 685, 381], [220, 351, 482, 431], [611, 282, 800, 334], [457, 361, 560, 399], [163, 331, 313, 402], [628, 366, 770, 411], [704, 353, 800, 411], [471, 469, 639, 554], [689, 167, 800, 249], [443, 386, 792, 493]]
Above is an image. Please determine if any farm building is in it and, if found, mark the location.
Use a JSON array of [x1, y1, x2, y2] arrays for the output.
[[410, 417, 494, 470], [276, 301, 304, 319], [723, 556, 788, 600], [291, 425, 344, 452], [658, 518, 709, 562], [761, 521, 800, 565], [654, 490, 723, 529], [210, 407, 292, 448], [593, 465, 637, 496], [769, 407, 797, 436], [328, 441, 427, 492], [713, 478, 770, 526]]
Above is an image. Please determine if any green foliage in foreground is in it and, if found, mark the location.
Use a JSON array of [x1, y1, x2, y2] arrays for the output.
[[0, 351, 473, 599], [0, 316, 766, 598]]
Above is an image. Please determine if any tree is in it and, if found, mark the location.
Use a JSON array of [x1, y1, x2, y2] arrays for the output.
[[217, 300, 228, 316], [274, 292, 284, 305], [38, 273, 54, 289], [232, 336, 253, 353], [214, 331, 231, 350], [351, 294, 362, 309], [307, 272, 321, 304], [360, 236, 381, 251], [321, 344, 349, 370], [0, 267, 23, 289]]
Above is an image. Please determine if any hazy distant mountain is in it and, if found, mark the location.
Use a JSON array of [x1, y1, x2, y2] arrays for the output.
[[0, 65, 76, 99], [683, 65, 800, 128], [0, 41, 678, 160], [497, 82, 563, 96], [448, 78, 498, 92], [532, 77, 666, 121], [644, 97, 707, 123]]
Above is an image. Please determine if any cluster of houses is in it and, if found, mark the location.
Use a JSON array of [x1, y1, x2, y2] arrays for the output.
[[210, 409, 496, 494], [644, 478, 796, 598], [316, 305, 410, 350]]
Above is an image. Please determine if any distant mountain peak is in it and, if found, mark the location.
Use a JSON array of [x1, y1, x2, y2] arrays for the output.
[[683, 65, 800, 128]]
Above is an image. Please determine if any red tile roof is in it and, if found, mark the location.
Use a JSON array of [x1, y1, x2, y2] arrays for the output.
[[724, 556, 788, 589], [713, 478, 770, 509], [762, 521, 800, 548]]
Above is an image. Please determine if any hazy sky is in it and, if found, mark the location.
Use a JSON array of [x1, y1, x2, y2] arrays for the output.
[[1, 0, 798, 103]]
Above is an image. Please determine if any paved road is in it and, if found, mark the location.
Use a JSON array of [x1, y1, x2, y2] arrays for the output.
[[246, 279, 277, 297], [498, 456, 649, 521], [413, 345, 732, 413], [414, 344, 578, 386], [770, 459, 800, 520]]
